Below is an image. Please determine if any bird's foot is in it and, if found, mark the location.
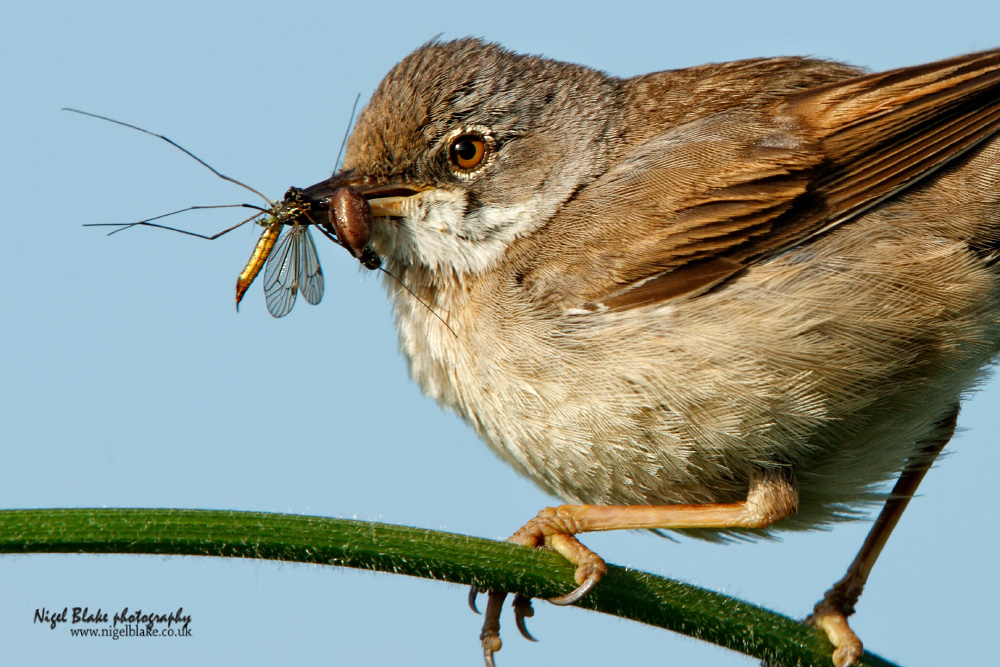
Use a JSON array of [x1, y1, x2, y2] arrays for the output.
[[509, 505, 609, 597], [807, 595, 864, 667], [472, 507, 609, 666], [471, 589, 536, 667]]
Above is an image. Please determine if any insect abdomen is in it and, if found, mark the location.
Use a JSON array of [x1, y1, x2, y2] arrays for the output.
[[236, 220, 282, 310]]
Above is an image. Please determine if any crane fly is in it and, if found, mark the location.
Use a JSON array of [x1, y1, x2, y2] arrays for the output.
[[235, 185, 378, 318], [67, 108, 453, 334], [66, 107, 376, 318], [220, 185, 326, 318]]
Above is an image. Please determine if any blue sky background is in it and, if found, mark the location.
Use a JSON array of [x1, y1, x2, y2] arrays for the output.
[[2, 1, 998, 665]]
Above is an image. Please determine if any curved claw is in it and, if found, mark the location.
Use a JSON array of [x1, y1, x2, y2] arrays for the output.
[[548, 573, 600, 606], [483, 645, 497, 667], [468, 586, 482, 614], [512, 595, 538, 642]]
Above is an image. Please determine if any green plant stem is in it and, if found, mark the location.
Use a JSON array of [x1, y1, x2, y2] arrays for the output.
[[0, 508, 896, 667]]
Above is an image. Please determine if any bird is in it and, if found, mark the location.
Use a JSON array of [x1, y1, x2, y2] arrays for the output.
[[296, 38, 1000, 666]]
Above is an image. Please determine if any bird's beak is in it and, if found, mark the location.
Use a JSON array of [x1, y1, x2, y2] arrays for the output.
[[299, 170, 432, 217]]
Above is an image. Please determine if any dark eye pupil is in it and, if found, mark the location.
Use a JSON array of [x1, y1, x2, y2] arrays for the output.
[[453, 140, 478, 160]]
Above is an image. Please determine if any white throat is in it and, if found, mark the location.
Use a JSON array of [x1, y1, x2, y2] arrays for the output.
[[374, 188, 550, 276]]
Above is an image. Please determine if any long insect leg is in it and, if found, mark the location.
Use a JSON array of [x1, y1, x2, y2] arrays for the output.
[[63, 108, 272, 207], [334, 93, 361, 171], [84, 204, 270, 239]]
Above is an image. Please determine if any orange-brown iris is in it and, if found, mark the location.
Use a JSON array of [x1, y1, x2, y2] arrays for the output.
[[449, 134, 487, 170]]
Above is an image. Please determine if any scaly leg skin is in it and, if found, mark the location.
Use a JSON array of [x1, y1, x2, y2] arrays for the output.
[[476, 468, 800, 666], [808, 405, 959, 667]]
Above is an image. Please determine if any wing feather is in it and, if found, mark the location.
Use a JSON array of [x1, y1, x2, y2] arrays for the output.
[[524, 49, 1000, 311]]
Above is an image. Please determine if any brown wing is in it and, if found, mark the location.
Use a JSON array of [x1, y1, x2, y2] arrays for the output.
[[525, 49, 1000, 311], [784, 49, 1000, 238]]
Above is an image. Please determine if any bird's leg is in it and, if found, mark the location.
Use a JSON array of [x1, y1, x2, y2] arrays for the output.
[[477, 468, 799, 666], [808, 405, 959, 667]]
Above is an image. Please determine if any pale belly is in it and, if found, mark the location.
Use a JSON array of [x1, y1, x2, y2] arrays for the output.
[[389, 148, 1000, 535]]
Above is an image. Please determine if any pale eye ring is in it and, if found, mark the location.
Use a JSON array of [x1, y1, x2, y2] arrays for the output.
[[449, 133, 488, 171]]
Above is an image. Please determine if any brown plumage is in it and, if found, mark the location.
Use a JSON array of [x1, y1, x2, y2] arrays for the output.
[[302, 39, 1000, 666], [522, 49, 1000, 310]]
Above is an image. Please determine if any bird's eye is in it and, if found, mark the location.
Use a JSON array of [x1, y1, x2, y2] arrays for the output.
[[449, 134, 488, 171]]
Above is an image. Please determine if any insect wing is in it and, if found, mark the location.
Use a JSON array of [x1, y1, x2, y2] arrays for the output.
[[262, 226, 300, 318], [297, 228, 324, 306]]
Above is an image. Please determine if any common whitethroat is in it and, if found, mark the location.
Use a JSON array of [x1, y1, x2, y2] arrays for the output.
[[297, 39, 1000, 667]]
